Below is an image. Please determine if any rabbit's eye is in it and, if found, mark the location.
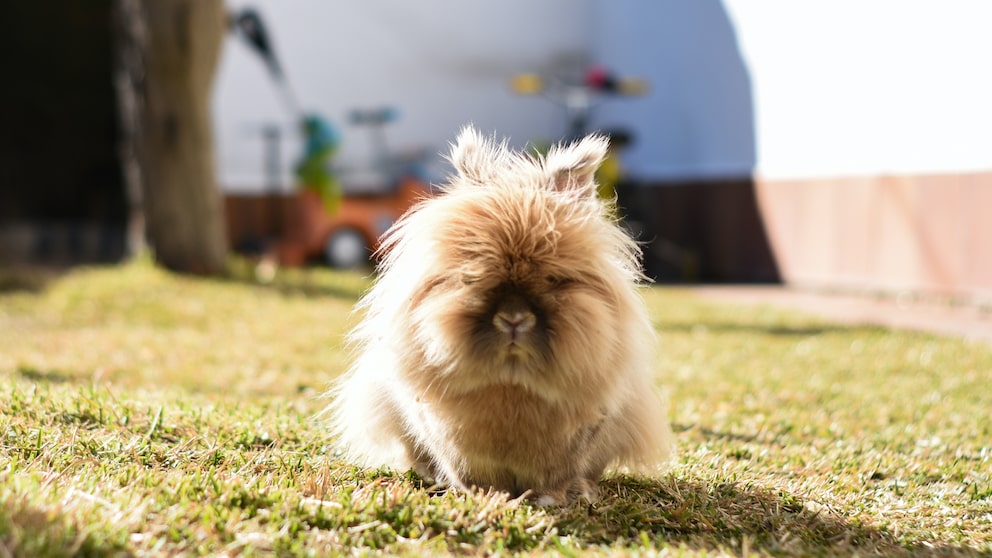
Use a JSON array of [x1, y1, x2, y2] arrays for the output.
[[545, 275, 573, 287], [461, 274, 481, 285]]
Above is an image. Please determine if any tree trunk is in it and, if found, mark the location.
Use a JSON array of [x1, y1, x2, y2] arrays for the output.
[[122, 0, 228, 275]]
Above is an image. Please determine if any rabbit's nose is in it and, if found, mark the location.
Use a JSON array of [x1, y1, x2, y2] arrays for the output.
[[493, 293, 537, 339], [493, 310, 537, 338]]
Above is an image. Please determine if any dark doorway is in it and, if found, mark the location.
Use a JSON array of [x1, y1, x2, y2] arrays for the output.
[[0, 2, 126, 264]]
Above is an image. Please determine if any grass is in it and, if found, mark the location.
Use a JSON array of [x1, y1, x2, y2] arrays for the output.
[[1, 259, 990, 556]]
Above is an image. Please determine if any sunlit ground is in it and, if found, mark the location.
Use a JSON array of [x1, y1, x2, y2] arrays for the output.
[[1, 260, 989, 556]]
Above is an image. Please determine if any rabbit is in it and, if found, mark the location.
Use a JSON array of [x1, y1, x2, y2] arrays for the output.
[[326, 126, 674, 504]]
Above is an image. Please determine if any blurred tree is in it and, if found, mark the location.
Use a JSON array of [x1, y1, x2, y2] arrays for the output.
[[113, 0, 227, 274]]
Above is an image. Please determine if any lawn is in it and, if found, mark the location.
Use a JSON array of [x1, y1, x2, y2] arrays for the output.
[[1, 260, 990, 556]]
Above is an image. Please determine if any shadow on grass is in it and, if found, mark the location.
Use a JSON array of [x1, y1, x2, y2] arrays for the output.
[[302, 469, 981, 556], [1, 498, 132, 557], [549, 475, 978, 556], [0, 266, 65, 293], [17, 366, 82, 384], [221, 261, 369, 302], [653, 320, 862, 338], [672, 421, 793, 449]]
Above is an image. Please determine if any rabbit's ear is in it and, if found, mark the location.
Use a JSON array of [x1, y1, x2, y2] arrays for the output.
[[545, 134, 609, 197], [448, 125, 508, 186]]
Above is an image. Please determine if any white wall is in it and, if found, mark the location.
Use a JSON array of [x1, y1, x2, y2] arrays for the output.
[[214, 1, 992, 190], [723, 0, 992, 180], [213, 0, 592, 192], [589, 0, 756, 180]]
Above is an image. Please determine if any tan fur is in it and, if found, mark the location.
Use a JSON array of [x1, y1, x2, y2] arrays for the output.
[[325, 126, 675, 504]]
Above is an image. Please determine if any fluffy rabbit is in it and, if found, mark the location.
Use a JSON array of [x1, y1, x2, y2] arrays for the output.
[[326, 127, 673, 504]]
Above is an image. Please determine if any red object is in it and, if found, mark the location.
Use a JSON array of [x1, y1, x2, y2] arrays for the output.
[[276, 177, 431, 267], [585, 65, 610, 88]]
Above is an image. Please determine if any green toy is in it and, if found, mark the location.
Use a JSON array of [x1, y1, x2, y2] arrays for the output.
[[295, 115, 342, 214], [231, 8, 342, 213]]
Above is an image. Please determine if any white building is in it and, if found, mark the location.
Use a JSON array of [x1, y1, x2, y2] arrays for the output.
[[215, 1, 992, 296]]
